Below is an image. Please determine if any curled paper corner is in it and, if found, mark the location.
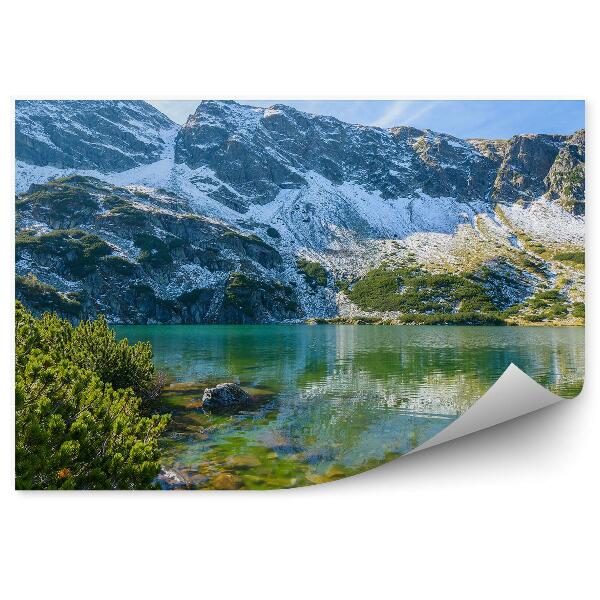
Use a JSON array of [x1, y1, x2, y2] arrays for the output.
[[409, 363, 568, 454]]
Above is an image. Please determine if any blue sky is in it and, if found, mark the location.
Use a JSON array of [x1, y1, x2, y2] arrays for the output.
[[148, 100, 584, 139]]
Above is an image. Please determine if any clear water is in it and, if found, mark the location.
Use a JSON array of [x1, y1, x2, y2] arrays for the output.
[[114, 324, 584, 489]]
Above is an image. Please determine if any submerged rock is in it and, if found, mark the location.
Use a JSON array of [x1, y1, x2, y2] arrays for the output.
[[201, 382, 254, 412], [156, 467, 188, 490], [211, 472, 243, 490]]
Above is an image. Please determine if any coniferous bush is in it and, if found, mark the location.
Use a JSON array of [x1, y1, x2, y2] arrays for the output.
[[15, 302, 169, 489]]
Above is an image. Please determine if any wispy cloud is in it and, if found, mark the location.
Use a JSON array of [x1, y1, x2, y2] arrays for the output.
[[372, 101, 414, 127], [373, 101, 441, 129]]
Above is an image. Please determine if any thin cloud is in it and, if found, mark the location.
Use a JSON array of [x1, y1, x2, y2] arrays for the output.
[[372, 101, 414, 128]]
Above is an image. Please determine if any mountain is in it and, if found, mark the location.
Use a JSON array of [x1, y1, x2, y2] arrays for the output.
[[16, 100, 179, 190], [14, 100, 585, 325]]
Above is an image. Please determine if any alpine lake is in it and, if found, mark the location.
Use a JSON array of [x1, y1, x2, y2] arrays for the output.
[[114, 324, 584, 490]]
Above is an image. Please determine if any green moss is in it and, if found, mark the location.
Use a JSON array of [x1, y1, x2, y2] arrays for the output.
[[297, 258, 328, 287]]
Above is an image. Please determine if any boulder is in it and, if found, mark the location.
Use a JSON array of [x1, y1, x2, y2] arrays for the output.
[[156, 467, 188, 490], [201, 382, 254, 411]]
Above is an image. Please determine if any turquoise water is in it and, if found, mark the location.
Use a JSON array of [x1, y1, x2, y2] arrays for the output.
[[115, 324, 584, 488]]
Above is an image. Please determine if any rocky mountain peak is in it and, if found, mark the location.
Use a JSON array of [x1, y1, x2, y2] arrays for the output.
[[16, 100, 178, 172]]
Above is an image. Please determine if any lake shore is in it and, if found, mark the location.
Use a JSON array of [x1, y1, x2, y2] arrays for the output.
[[305, 316, 584, 327]]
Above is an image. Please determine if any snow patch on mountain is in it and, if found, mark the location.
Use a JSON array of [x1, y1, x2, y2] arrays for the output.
[[501, 199, 584, 246]]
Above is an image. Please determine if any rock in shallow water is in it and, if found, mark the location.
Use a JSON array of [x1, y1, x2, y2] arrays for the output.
[[211, 472, 243, 490], [201, 382, 254, 412], [156, 467, 188, 490]]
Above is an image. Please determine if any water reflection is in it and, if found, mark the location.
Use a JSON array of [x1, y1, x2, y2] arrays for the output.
[[115, 324, 584, 488]]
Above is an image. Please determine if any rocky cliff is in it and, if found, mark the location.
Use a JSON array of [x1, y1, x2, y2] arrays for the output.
[[15, 100, 585, 324]]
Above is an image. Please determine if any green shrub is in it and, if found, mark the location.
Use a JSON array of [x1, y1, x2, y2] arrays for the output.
[[345, 266, 498, 314], [134, 233, 172, 267], [396, 312, 505, 325], [547, 303, 568, 317], [15, 302, 169, 489], [335, 279, 350, 292], [297, 258, 328, 287], [106, 204, 148, 226], [554, 250, 585, 265], [16, 229, 112, 277], [68, 316, 157, 399], [102, 194, 129, 209], [16, 185, 97, 216], [523, 313, 545, 322], [100, 255, 136, 276], [572, 302, 585, 318], [536, 289, 563, 301]]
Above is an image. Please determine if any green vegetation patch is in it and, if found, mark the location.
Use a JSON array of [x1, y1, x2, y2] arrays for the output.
[[224, 272, 298, 317], [102, 194, 129, 210], [100, 255, 136, 276], [554, 250, 584, 265], [16, 184, 98, 216], [16, 229, 112, 277], [345, 266, 498, 314], [518, 288, 577, 322], [15, 301, 169, 490], [16, 274, 82, 318], [134, 233, 172, 267], [572, 302, 585, 318], [396, 312, 505, 325], [335, 279, 351, 292], [106, 203, 149, 226], [297, 258, 328, 287]]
